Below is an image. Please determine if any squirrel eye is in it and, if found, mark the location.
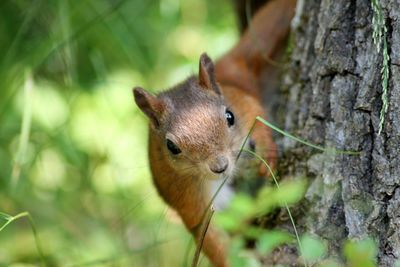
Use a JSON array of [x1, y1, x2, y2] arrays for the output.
[[225, 109, 235, 127], [166, 139, 181, 155]]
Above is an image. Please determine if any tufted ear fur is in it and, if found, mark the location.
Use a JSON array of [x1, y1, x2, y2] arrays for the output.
[[133, 87, 165, 128], [198, 53, 221, 95]]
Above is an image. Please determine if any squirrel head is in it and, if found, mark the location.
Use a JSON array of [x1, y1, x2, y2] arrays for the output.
[[133, 53, 243, 180]]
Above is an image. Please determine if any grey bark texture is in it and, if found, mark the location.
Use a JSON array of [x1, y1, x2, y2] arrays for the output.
[[273, 0, 400, 265]]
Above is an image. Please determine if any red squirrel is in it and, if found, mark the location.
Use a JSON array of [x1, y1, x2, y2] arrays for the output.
[[133, 0, 296, 266]]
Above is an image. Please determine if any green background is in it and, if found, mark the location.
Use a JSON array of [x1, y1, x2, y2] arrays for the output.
[[0, 0, 236, 266]]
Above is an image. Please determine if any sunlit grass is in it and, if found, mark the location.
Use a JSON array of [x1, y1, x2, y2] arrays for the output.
[[1, 0, 235, 266]]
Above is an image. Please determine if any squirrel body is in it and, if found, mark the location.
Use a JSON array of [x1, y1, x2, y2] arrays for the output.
[[133, 0, 296, 266]]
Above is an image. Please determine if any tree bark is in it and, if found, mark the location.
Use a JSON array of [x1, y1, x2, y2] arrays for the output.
[[275, 0, 400, 265]]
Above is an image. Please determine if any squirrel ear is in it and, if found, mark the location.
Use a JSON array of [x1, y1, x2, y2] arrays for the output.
[[133, 87, 165, 128], [198, 53, 221, 95]]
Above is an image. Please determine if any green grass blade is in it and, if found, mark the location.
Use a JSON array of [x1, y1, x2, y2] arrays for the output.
[[236, 118, 257, 161], [0, 212, 30, 232], [243, 149, 307, 267], [256, 116, 360, 155], [192, 208, 214, 267], [11, 72, 33, 187], [0, 211, 46, 266], [0, 212, 13, 221], [2, 1, 41, 68], [34, 0, 131, 71]]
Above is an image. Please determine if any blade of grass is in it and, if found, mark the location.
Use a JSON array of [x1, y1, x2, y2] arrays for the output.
[[0, 212, 30, 232], [0, 212, 13, 221], [58, 0, 76, 84], [191, 207, 214, 267], [256, 116, 360, 155], [236, 118, 257, 161], [2, 0, 43, 69], [243, 148, 307, 267], [34, 0, 131, 72], [86, 0, 151, 73], [11, 72, 33, 188], [191, 177, 226, 266], [0, 211, 46, 266]]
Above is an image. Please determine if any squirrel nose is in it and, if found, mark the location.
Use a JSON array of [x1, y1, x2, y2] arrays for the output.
[[209, 156, 228, 174]]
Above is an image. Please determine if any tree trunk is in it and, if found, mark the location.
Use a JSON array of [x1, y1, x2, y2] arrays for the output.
[[275, 0, 400, 265]]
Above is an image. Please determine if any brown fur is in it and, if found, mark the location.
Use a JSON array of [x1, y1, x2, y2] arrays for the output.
[[133, 0, 296, 266]]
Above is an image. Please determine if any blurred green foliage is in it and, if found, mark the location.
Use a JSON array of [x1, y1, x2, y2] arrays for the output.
[[215, 180, 306, 233], [344, 238, 377, 267], [217, 188, 381, 267], [215, 181, 307, 266], [0, 0, 236, 266]]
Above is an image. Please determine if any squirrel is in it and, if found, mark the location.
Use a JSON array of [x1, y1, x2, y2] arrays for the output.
[[133, 0, 296, 266]]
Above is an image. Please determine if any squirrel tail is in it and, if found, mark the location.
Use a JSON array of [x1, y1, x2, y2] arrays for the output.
[[216, 0, 296, 96], [233, 0, 272, 33]]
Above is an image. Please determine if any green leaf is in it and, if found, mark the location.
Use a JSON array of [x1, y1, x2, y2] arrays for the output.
[[229, 194, 254, 217], [214, 213, 240, 232], [256, 230, 292, 254], [228, 238, 261, 267], [274, 180, 306, 206], [215, 194, 255, 231], [344, 238, 377, 267], [301, 234, 326, 261], [243, 226, 263, 239], [255, 180, 306, 214], [228, 238, 247, 267], [256, 231, 292, 255]]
